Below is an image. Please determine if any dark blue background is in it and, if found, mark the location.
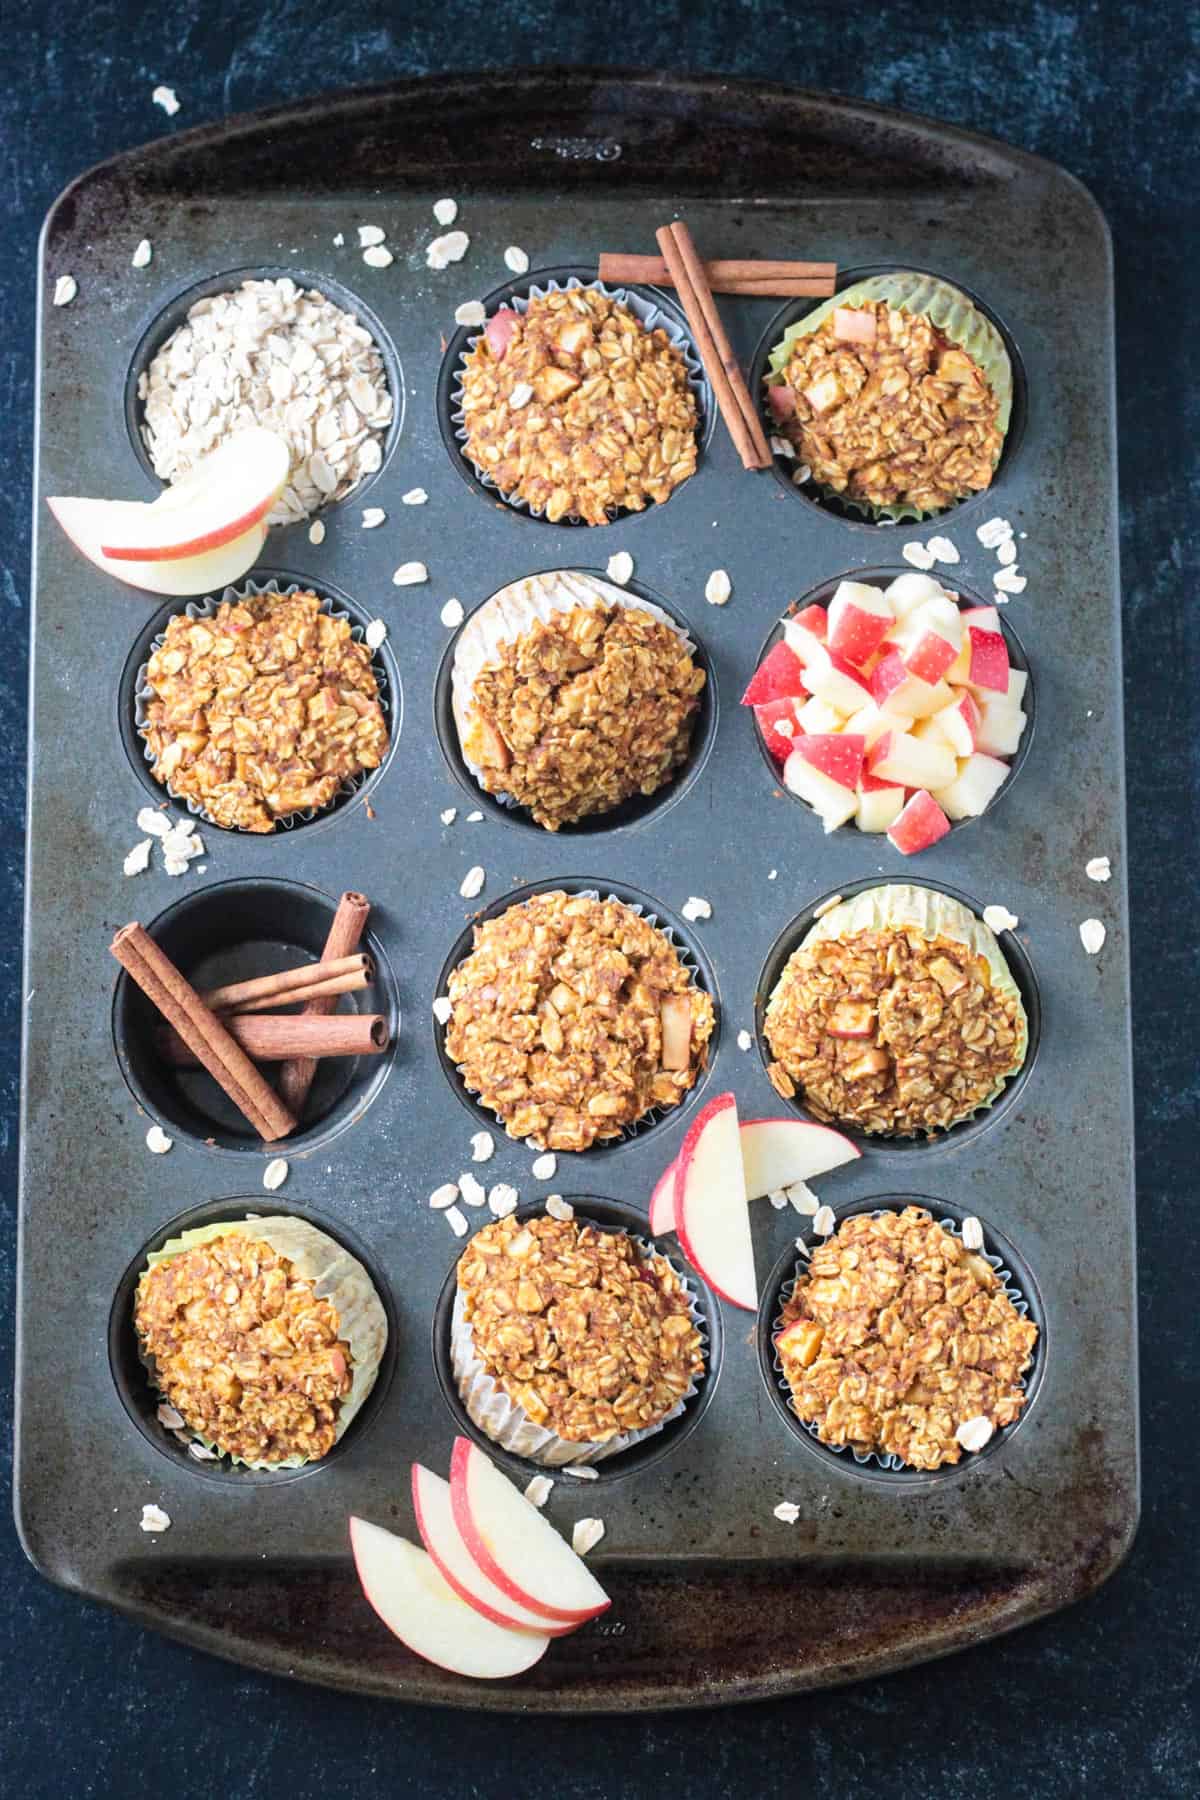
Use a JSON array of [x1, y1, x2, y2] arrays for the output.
[[3, 5, 1196, 1795]]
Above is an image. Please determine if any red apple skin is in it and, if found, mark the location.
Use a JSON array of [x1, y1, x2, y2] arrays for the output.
[[99, 491, 276, 562], [410, 1465, 577, 1638], [887, 789, 952, 855], [793, 732, 866, 792], [753, 698, 800, 764], [485, 309, 520, 359], [793, 604, 828, 642], [449, 1439, 611, 1626], [673, 1092, 756, 1312], [827, 594, 892, 668], [741, 640, 806, 706], [866, 731, 896, 776], [869, 651, 910, 708], [648, 1160, 677, 1235], [968, 627, 1011, 692], [901, 629, 957, 686], [767, 384, 796, 421], [860, 767, 899, 793]]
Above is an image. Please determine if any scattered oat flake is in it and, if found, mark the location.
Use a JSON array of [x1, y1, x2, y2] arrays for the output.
[[504, 245, 530, 275], [332, 232, 345, 247], [982, 904, 1019, 934], [524, 1475, 553, 1508], [768, 1189, 789, 1211], [444, 1204, 469, 1238], [262, 1158, 289, 1191], [429, 1182, 460, 1211], [441, 598, 465, 628], [470, 1130, 495, 1163], [531, 1153, 557, 1180], [792, 464, 812, 485], [545, 1194, 574, 1222], [357, 225, 387, 248], [131, 239, 153, 269], [994, 567, 1027, 595], [156, 1404, 185, 1430], [402, 487, 428, 505], [606, 551, 633, 586], [773, 1501, 801, 1525], [140, 1504, 171, 1533], [977, 516, 1013, 549], [137, 807, 171, 837], [571, 1517, 605, 1556], [508, 382, 533, 409], [961, 1215, 985, 1252], [308, 518, 326, 545], [813, 1205, 836, 1236], [901, 541, 936, 570], [737, 1029, 752, 1052], [681, 896, 712, 922], [392, 562, 428, 585], [432, 995, 453, 1024], [955, 1415, 994, 1453], [460, 864, 485, 900], [52, 275, 77, 307], [163, 855, 189, 877], [794, 1237, 812, 1258], [124, 839, 152, 877], [1080, 918, 1106, 955], [188, 1442, 218, 1462], [440, 808, 457, 826], [146, 1125, 173, 1155], [364, 619, 388, 650], [152, 85, 180, 115], [455, 300, 486, 328], [1086, 856, 1112, 883], [997, 539, 1018, 566], [705, 568, 731, 606], [768, 869, 778, 881], [813, 893, 843, 918], [459, 1171, 487, 1208], [426, 229, 470, 269], [563, 1463, 598, 1480], [769, 434, 795, 459], [434, 198, 458, 226], [361, 507, 386, 529], [488, 1183, 519, 1218], [926, 535, 960, 565], [362, 245, 394, 269], [466, 810, 483, 823], [787, 1181, 819, 1216]]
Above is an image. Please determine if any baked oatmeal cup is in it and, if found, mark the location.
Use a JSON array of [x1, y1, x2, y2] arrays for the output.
[[772, 1203, 1039, 1472], [454, 280, 700, 524], [451, 1206, 706, 1467], [442, 888, 715, 1151], [763, 885, 1028, 1139], [450, 569, 707, 830], [137, 580, 390, 832], [133, 1214, 389, 1469], [763, 271, 1013, 521]]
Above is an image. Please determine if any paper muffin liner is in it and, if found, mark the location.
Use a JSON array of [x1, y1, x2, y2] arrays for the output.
[[134, 577, 393, 832], [450, 1222, 707, 1467], [450, 569, 699, 805], [772, 1209, 1034, 1473], [793, 884, 1029, 1120], [765, 271, 1013, 522], [447, 887, 713, 1147], [137, 1214, 389, 1470], [451, 277, 705, 523]]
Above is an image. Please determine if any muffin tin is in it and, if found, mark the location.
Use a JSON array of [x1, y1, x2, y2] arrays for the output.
[[17, 72, 1136, 1710]]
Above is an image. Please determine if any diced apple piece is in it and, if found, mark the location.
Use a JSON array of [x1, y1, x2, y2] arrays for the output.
[[961, 605, 1000, 633], [828, 999, 876, 1038], [754, 698, 800, 763], [968, 626, 1010, 692], [928, 956, 968, 996], [869, 651, 952, 720], [826, 580, 894, 667], [485, 308, 520, 360], [555, 318, 593, 356], [844, 1046, 890, 1079], [867, 729, 957, 792], [930, 692, 981, 758], [982, 666, 1028, 707], [766, 383, 796, 422], [472, 715, 512, 771], [660, 995, 693, 1072], [741, 640, 807, 706], [883, 572, 945, 618], [534, 366, 580, 404], [855, 784, 905, 832], [783, 750, 860, 832], [777, 1319, 825, 1367], [804, 373, 842, 414], [832, 307, 877, 346], [933, 752, 1011, 819], [843, 702, 902, 748], [783, 606, 828, 666], [803, 650, 873, 715], [674, 1093, 757, 1310], [792, 733, 865, 792], [411, 1465, 575, 1636], [887, 789, 952, 855], [974, 698, 1027, 757], [796, 695, 842, 735]]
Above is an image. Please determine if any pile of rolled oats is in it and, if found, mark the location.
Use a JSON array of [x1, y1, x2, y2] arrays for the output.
[[777, 1206, 1037, 1470], [456, 1212, 703, 1443], [139, 278, 392, 522]]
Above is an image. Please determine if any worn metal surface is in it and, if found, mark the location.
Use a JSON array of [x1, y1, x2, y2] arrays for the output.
[[17, 70, 1135, 1709]]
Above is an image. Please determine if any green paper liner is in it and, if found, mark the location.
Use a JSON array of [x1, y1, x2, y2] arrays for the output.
[[138, 1215, 388, 1469], [765, 272, 1013, 523]]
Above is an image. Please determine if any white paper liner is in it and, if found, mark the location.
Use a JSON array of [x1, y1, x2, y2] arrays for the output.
[[448, 887, 712, 1146], [450, 569, 699, 804], [451, 277, 705, 522], [450, 1225, 707, 1466], [772, 1210, 1034, 1473], [133, 577, 393, 832]]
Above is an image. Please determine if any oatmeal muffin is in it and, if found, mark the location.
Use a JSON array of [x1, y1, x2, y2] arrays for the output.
[[453, 1210, 704, 1464], [764, 273, 1012, 519], [457, 285, 699, 524], [444, 890, 714, 1151], [764, 886, 1027, 1138], [451, 570, 705, 830], [777, 1206, 1038, 1470], [140, 585, 389, 832], [134, 1215, 388, 1468]]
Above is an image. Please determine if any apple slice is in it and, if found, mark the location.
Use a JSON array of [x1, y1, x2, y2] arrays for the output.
[[791, 732, 865, 792], [78, 428, 289, 561], [867, 729, 958, 792], [741, 640, 806, 706], [783, 749, 860, 831], [933, 752, 1011, 819], [887, 789, 952, 854], [738, 1116, 859, 1195], [45, 502, 269, 596], [349, 1517, 551, 1678], [674, 1092, 757, 1310], [649, 1160, 678, 1235], [826, 580, 894, 667], [412, 1465, 576, 1637], [967, 626, 1010, 692], [855, 784, 905, 832], [754, 698, 800, 763]]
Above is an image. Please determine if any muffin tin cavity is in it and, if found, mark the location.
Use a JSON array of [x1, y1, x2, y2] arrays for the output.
[[432, 568, 718, 835], [756, 1195, 1046, 1487], [436, 266, 715, 525], [431, 1197, 724, 1484], [108, 1196, 398, 1486], [433, 876, 721, 1151], [123, 266, 405, 512], [749, 263, 1028, 531], [749, 566, 1034, 838], [111, 877, 400, 1154], [118, 571, 402, 837], [754, 877, 1040, 1154]]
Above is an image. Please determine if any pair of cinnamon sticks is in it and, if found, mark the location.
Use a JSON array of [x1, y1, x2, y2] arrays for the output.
[[110, 890, 382, 1142]]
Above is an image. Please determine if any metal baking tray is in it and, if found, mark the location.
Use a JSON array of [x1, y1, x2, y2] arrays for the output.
[[17, 70, 1136, 1709]]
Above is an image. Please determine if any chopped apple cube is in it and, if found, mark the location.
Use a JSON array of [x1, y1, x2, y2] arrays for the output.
[[973, 698, 1026, 757], [930, 692, 981, 758], [804, 373, 842, 414], [855, 784, 905, 832], [867, 729, 957, 792], [869, 651, 953, 720], [783, 605, 829, 667], [803, 650, 873, 715], [832, 306, 877, 345], [933, 752, 1011, 819], [792, 732, 865, 791], [741, 640, 807, 706], [928, 956, 968, 996], [828, 999, 876, 1038], [754, 698, 801, 763], [887, 789, 952, 855], [797, 695, 842, 735], [883, 572, 945, 618], [484, 308, 520, 360], [534, 366, 580, 404], [777, 1319, 825, 1367], [783, 749, 860, 831], [660, 995, 694, 1072], [827, 579, 894, 667], [967, 626, 1010, 692], [844, 1046, 890, 1079], [767, 384, 796, 421]]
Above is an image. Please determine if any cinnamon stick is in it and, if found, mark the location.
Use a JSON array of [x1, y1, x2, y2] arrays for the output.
[[222, 968, 372, 1016], [200, 953, 372, 1014], [600, 253, 836, 295], [655, 223, 772, 471], [158, 1012, 389, 1068], [110, 922, 296, 1142], [278, 891, 372, 1116]]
